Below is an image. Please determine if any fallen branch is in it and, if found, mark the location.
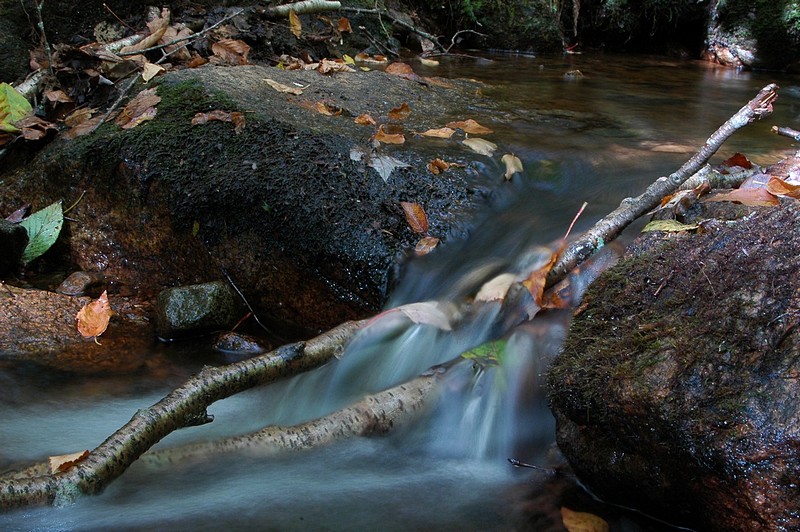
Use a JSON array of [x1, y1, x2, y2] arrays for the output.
[[267, 0, 341, 17], [0, 320, 364, 510], [772, 125, 800, 142]]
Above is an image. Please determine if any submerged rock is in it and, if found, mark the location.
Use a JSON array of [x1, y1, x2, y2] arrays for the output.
[[548, 200, 800, 530], [155, 281, 243, 339], [56, 271, 107, 297]]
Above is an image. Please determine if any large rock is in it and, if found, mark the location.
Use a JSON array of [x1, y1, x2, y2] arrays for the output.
[[1, 64, 495, 333], [548, 200, 800, 530], [0, 219, 28, 276]]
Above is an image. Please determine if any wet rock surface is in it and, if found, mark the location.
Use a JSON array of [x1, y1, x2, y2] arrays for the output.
[[0, 220, 28, 276], [549, 200, 800, 530], [1, 64, 496, 334], [155, 281, 242, 339]]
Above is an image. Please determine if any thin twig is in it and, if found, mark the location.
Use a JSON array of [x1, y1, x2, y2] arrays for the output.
[[446, 29, 487, 53], [218, 264, 283, 341], [33, 0, 54, 76], [102, 3, 137, 32], [88, 73, 141, 135]]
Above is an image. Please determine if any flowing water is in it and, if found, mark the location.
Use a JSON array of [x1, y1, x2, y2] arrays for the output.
[[2, 53, 799, 530]]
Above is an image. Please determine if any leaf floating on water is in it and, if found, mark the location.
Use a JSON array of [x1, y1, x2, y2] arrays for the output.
[[461, 340, 506, 367], [395, 301, 455, 331], [475, 273, 516, 303], [560, 507, 609, 532], [19, 201, 63, 264], [463, 137, 497, 156], [418, 57, 439, 67], [388, 102, 411, 122], [414, 236, 439, 256], [400, 201, 428, 233], [447, 118, 493, 135], [49, 450, 90, 474], [368, 153, 410, 182], [0, 82, 33, 133], [354, 113, 376, 126], [501, 153, 523, 180], [641, 219, 700, 233], [76, 289, 113, 342], [116, 88, 160, 129], [373, 124, 405, 145], [263, 78, 303, 95]]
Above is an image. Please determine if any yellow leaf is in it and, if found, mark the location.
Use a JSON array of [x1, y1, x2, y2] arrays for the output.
[[560, 507, 609, 532], [501, 153, 523, 180], [142, 62, 165, 82], [76, 290, 113, 341], [289, 10, 302, 38], [641, 219, 699, 233], [447, 118, 493, 135], [343, 54, 355, 64]]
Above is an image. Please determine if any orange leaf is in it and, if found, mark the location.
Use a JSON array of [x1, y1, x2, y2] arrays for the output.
[[427, 158, 450, 174], [388, 102, 411, 121], [373, 124, 405, 145], [289, 10, 302, 38], [191, 110, 246, 134], [115, 88, 160, 129], [446, 118, 493, 135], [720, 152, 753, 170], [76, 290, 113, 341], [314, 101, 342, 116], [49, 450, 90, 474], [355, 113, 377, 126], [338, 17, 352, 33], [401, 201, 428, 233], [415, 236, 439, 256], [561, 506, 609, 532], [385, 62, 415, 76], [703, 187, 780, 207], [420, 127, 455, 139], [766, 176, 800, 198]]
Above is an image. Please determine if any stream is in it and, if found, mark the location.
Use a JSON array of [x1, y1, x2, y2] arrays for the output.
[[2, 52, 799, 530]]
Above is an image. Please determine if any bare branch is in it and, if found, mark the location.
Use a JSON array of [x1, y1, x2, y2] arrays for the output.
[[267, 0, 341, 17]]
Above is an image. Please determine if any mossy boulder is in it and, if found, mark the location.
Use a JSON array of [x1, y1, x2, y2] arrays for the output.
[[548, 199, 800, 530]]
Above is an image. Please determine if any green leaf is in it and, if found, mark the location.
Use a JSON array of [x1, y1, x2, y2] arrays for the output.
[[641, 219, 699, 233], [20, 201, 64, 263], [0, 82, 33, 133], [461, 340, 507, 368]]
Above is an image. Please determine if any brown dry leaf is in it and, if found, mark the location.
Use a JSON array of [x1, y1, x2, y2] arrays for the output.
[[161, 25, 193, 62], [66, 115, 104, 138], [76, 289, 113, 341], [386, 62, 415, 76], [401, 201, 428, 233], [373, 124, 405, 145], [720, 152, 753, 171], [142, 62, 165, 82], [191, 110, 246, 134], [263, 78, 303, 95], [354, 53, 389, 67], [415, 236, 440, 256], [45, 90, 73, 104], [355, 113, 377, 126], [120, 15, 169, 54], [766, 176, 800, 198], [338, 17, 352, 33], [317, 58, 356, 74], [501, 153, 523, 180], [289, 10, 302, 38], [49, 450, 90, 474], [116, 88, 160, 129], [16, 115, 57, 140], [64, 107, 94, 128], [388, 102, 411, 122], [560, 507, 609, 532], [420, 127, 455, 139], [188, 52, 209, 68], [703, 187, 780, 207], [447, 118, 493, 135], [315, 101, 342, 116], [522, 246, 560, 310], [211, 39, 251, 65], [427, 158, 450, 174]]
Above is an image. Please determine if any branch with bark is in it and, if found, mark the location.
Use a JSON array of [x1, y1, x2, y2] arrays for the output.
[[0, 85, 779, 512]]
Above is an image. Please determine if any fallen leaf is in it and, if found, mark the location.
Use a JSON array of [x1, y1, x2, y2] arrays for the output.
[[418, 57, 439, 67], [388, 102, 411, 122], [385, 62, 415, 76], [368, 153, 410, 182], [211, 39, 250, 65], [338, 17, 352, 33], [641, 219, 700, 233], [355, 113, 376, 126], [263, 78, 303, 95], [702, 187, 780, 207], [188, 53, 209, 68], [66, 115, 105, 138], [401, 201, 428, 233], [560, 507, 609, 532], [76, 289, 113, 341], [447, 118, 493, 135], [120, 15, 169, 54], [5, 203, 30, 223], [116, 88, 160, 129], [420, 127, 455, 139], [142, 62, 165, 82], [161, 25, 194, 62], [49, 450, 90, 474], [373, 124, 405, 145], [354, 53, 389, 66], [720, 152, 753, 171], [396, 301, 454, 330], [427, 158, 450, 174], [317, 58, 356, 74], [463, 137, 497, 156], [475, 273, 516, 302], [415, 236, 439, 256], [289, 10, 302, 38], [0, 82, 33, 133], [501, 153, 523, 180], [44, 89, 73, 104], [461, 340, 506, 367], [314, 101, 342, 116], [522, 246, 560, 311], [16, 115, 57, 141], [766, 176, 800, 198], [343, 54, 355, 64], [64, 107, 94, 128], [191, 110, 246, 134], [19, 201, 63, 263]]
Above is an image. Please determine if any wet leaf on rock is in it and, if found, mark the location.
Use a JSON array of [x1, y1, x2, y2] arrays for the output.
[[373, 124, 405, 145], [142, 62, 165, 82], [427, 158, 450, 174], [463, 137, 497, 156], [0, 82, 33, 133], [641, 220, 700, 233], [415, 236, 439, 256], [368, 153, 410, 182], [355, 113, 376, 126], [211, 39, 251, 65], [560, 507, 609, 532], [702, 187, 780, 207], [447, 118, 493, 135], [388, 102, 411, 122], [420, 127, 455, 139], [19, 201, 63, 264], [76, 289, 113, 341], [501, 153, 523, 180], [263, 78, 303, 95], [766, 176, 800, 199], [401, 201, 428, 233], [116, 88, 160, 129], [191, 110, 246, 134], [314, 101, 342, 116]]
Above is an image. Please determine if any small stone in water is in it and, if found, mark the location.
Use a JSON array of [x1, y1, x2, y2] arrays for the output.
[[213, 331, 267, 356], [56, 271, 107, 297]]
